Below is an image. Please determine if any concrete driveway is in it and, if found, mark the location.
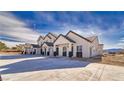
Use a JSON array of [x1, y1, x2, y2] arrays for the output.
[[0, 55, 124, 81]]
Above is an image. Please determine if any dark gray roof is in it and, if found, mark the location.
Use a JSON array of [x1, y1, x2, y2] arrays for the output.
[[31, 44, 39, 48], [66, 30, 92, 42], [54, 34, 76, 43], [64, 36, 76, 43], [43, 42, 53, 46], [48, 32, 58, 38]]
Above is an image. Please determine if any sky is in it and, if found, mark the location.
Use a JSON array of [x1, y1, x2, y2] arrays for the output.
[[0, 11, 124, 49]]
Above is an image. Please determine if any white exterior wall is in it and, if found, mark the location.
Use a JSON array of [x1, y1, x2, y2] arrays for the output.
[[89, 37, 103, 56], [35, 48, 41, 55], [48, 34, 56, 42], [49, 47, 54, 56], [44, 36, 51, 42], [66, 32, 91, 58], [97, 45, 103, 55], [54, 35, 72, 57], [42, 44, 54, 56], [38, 39, 43, 46]]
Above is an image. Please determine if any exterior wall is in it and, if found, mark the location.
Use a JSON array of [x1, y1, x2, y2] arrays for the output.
[[38, 39, 43, 46], [89, 37, 103, 56], [42, 44, 53, 56], [48, 34, 56, 42], [66, 32, 91, 58], [44, 36, 51, 42], [35, 48, 41, 55], [97, 44, 103, 55], [54, 35, 72, 57]]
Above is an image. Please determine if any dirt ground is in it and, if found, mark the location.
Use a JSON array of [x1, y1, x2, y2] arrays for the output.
[[72, 54, 124, 66]]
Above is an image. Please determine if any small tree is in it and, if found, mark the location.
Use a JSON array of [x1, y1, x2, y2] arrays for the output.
[[15, 44, 23, 51], [0, 41, 9, 51]]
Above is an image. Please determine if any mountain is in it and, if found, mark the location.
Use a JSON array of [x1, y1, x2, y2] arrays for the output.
[[104, 48, 124, 52]]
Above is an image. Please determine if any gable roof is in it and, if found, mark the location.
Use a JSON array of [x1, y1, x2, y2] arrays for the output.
[[37, 35, 44, 41], [44, 34, 52, 40], [48, 32, 58, 38], [44, 32, 58, 40], [54, 34, 76, 43], [87, 36, 97, 42], [66, 30, 92, 43]]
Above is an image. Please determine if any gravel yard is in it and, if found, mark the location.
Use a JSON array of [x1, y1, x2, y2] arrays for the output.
[[0, 55, 124, 81]]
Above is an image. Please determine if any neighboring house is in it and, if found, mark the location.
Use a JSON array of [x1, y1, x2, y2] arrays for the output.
[[23, 30, 103, 58], [22, 43, 39, 54]]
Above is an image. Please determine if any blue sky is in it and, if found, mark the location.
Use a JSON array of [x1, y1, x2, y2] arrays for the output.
[[0, 11, 124, 49]]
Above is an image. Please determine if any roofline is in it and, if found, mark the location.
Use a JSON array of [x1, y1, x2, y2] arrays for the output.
[[53, 34, 75, 44], [90, 36, 98, 42], [37, 32, 57, 42], [37, 35, 44, 41], [48, 32, 57, 38], [66, 30, 92, 43], [43, 33, 52, 40], [42, 42, 53, 47]]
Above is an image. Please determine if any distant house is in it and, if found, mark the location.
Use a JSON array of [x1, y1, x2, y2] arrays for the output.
[[23, 30, 103, 58], [22, 43, 39, 54]]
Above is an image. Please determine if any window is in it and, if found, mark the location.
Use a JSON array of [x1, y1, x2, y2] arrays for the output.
[[63, 47, 67, 52], [77, 45, 82, 52]]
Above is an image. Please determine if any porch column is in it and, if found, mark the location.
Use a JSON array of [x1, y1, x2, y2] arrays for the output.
[[68, 44, 72, 57], [73, 45, 76, 57]]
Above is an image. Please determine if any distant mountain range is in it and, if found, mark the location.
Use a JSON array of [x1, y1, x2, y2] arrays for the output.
[[104, 48, 124, 52]]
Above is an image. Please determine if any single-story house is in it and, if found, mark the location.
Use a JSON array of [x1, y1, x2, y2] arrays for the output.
[[23, 30, 103, 58]]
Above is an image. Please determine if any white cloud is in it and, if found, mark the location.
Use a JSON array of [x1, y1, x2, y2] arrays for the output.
[[0, 12, 40, 47], [119, 37, 124, 42], [117, 37, 124, 48], [0, 40, 24, 48]]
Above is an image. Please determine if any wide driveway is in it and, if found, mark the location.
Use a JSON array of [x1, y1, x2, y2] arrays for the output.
[[0, 55, 124, 80]]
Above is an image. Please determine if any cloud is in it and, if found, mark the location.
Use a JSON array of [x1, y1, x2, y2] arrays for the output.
[[1, 11, 124, 49], [0, 40, 24, 48], [117, 37, 124, 48], [0, 12, 40, 47]]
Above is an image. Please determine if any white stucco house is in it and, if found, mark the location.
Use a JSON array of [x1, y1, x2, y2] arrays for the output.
[[23, 30, 103, 58]]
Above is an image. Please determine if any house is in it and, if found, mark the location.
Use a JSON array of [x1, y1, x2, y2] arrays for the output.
[[23, 30, 103, 58], [22, 43, 40, 54], [53, 31, 103, 58]]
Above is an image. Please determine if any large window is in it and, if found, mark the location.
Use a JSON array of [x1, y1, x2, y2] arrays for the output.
[[76, 45, 83, 58], [63, 47, 67, 52], [77, 45, 82, 52]]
